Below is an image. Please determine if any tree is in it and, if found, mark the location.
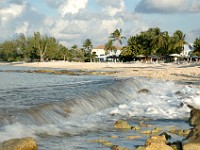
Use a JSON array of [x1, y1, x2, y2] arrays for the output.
[[172, 30, 186, 54], [0, 40, 18, 62], [110, 28, 126, 45], [83, 39, 93, 62], [59, 45, 69, 61], [104, 40, 117, 62], [193, 37, 200, 56], [70, 45, 84, 62], [16, 33, 30, 62]]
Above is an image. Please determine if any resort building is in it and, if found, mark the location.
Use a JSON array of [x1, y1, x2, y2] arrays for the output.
[[91, 48, 121, 62], [180, 43, 194, 57]]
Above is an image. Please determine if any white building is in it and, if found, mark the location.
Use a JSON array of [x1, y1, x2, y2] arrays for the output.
[[180, 43, 194, 57], [91, 48, 121, 62]]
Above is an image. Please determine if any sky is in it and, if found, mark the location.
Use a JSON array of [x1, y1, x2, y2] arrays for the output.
[[0, 0, 200, 47]]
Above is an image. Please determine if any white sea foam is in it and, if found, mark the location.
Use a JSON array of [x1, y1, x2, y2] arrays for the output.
[[108, 80, 199, 119]]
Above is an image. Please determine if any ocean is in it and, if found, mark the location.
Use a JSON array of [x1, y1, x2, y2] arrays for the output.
[[0, 64, 199, 149]]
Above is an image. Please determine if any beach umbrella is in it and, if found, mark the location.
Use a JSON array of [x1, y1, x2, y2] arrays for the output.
[[169, 54, 181, 57]]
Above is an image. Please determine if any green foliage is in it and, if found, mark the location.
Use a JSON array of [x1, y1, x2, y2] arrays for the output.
[[83, 39, 93, 62], [120, 28, 186, 62], [193, 37, 200, 56], [0, 32, 70, 62], [110, 28, 126, 45]]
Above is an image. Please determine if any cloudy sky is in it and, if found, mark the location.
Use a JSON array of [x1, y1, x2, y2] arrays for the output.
[[0, 0, 200, 47]]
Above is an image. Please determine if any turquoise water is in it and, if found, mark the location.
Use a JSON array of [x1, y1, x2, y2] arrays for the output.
[[0, 64, 198, 149]]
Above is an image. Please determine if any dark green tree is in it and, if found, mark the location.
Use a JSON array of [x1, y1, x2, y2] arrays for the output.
[[193, 37, 200, 56], [83, 39, 93, 62], [110, 28, 126, 45]]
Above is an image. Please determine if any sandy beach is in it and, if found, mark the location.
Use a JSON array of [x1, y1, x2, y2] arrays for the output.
[[9, 61, 199, 87]]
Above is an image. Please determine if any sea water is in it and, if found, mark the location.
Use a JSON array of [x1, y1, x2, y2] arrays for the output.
[[0, 64, 199, 149]]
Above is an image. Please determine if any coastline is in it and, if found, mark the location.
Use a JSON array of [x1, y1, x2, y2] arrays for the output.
[[11, 61, 200, 87]]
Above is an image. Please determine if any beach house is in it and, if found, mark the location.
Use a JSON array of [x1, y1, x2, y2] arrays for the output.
[[91, 48, 121, 62], [180, 43, 194, 57]]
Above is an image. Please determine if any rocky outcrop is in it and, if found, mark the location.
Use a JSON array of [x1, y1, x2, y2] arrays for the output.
[[0, 137, 37, 150], [145, 135, 174, 150], [183, 105, 200, 150], [114, 120, 131, 129]]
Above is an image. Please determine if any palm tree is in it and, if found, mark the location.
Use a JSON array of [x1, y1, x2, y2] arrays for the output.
[[83, 39, 93, 51], [104, 40, 117, 62], [110, 28, 126, 45], [83, 39, 93, 62], [172, 30, 186, 54]]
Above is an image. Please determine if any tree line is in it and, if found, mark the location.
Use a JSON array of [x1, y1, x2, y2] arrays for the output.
[[0, 28, 200, 62], [119, 28, 200, 62]]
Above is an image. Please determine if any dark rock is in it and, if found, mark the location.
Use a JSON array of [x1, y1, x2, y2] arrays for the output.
[[159, 132, 172, 140], [138, 89, 151, 94]]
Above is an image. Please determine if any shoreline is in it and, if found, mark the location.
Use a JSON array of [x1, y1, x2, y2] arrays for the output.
[[10, 61, 200, 88]]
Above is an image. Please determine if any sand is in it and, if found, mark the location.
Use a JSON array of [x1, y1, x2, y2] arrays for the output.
[[7, 61, 200, 87]]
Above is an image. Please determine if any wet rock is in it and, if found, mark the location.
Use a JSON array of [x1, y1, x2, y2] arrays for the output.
[[159, 132, 172, 140], [131, 126, 140, 131], [126, 135, 142, 140], [175, 91, 183, 96], [140, 130, 151, 134], [135, 146, 145, 150], [114, 120, 131, 129], [183, 105, 200, 149], [89, 139, 113, 147], [145, 135, 173, 150], [111, 145, 130, 150], [139, 123, 153, 128], [168, 141, 182, 150], [101, 141, 113, 147], [183, 142, 200, 150], [138, 89, 151, 94], [0, 137, 37, 150], [110, 135, 119, 139]]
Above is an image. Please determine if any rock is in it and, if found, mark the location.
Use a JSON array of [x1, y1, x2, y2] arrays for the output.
[[114, 120, 131, 129], [159, 132, 172, 140], [140, 130, 151, 134], [138, 89, 151, 94], [101, 141, 113, 147], [183, 105, 200, 149], [131, 126, 140, 131], [89, 139, 113, 147], [145, 135, 166, 146], [146, 142, 174, 150], [110, 135, 119, 139], [139, 123, 152, 128], [145, 135, 173, 150], [168, 141, 182, 150], [183, 142, 200, 150], [186, 105, 200, 142], [0, 137, 37, 150], [154, 127, 162, 131], [111, 145, 130, 150], [126, 135, 142, 140], [135, 146, 146, 150]]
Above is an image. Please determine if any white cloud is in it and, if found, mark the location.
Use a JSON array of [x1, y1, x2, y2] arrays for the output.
[[59, 0, 88, 17], [190, 0, 200, 12], [15, 21, 29, 34], [0, 0, 150, 47], [0, 3, 24, 24], [135, 0, 200, 13], [97, 0, 125, 16]]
